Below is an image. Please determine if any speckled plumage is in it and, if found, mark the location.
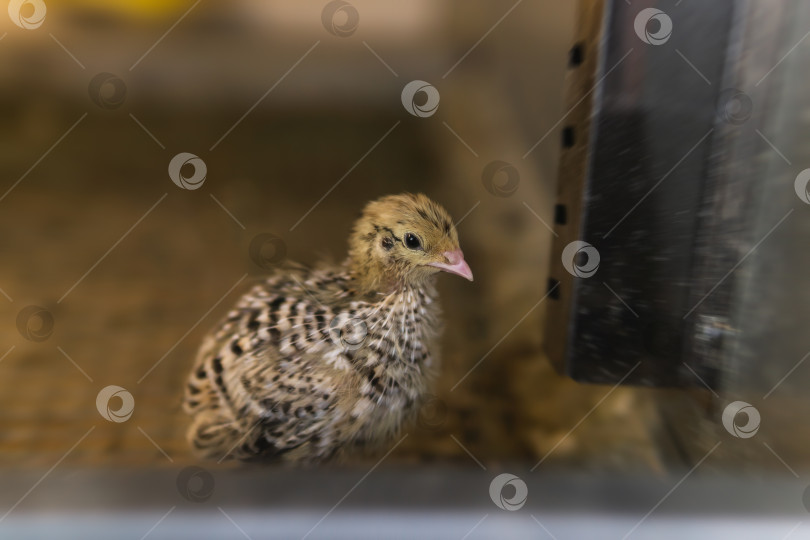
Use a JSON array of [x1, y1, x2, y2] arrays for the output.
[[183, 193, 472, 464]]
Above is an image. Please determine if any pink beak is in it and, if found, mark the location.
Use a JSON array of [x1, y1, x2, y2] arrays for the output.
[[428, 249, 474, 281]]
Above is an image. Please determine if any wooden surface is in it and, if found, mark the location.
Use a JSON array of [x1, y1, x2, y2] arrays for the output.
[[545, 0, 605, 377]]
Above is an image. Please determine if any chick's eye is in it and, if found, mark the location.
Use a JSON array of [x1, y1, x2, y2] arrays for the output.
[[404, 232, 422, 250]]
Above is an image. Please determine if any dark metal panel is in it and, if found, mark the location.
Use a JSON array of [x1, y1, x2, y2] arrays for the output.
[[549, 0, 810, 471], [547, 0, 738, 385]]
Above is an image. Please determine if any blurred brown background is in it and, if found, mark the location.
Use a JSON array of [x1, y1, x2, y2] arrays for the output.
[[0, 0, 662, 471]]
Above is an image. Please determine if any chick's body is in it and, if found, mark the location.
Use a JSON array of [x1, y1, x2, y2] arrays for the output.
[[183, 193, 472, 464]]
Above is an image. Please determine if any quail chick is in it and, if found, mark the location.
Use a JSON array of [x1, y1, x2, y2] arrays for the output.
[[183, 193, 473, 464]]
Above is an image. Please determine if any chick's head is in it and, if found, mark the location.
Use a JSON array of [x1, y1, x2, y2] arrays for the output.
[[348, 193, 473, 292]]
